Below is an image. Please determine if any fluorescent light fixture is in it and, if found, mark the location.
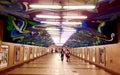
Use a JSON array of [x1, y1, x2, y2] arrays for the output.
[[30, 4, 95, 9], [63, 5, 96, 9], [55, 43, 64, 46], [45, 28, 60, 31], [62, 22, 82, 24], [63, 29, 76, 32], [48, 32, 59, 35], [29, 5, 62, 9], [36, 15, 87, 19], [63, 16, 87, 19], [36, 15, 60, 19], [41, 21, 82, 25], [41, 21, 60, 25]]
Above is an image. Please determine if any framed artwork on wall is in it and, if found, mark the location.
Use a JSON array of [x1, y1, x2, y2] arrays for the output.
[[14, 46, 20, 64], [86, 48, 90, 60], [99, 47, 106, 65], [79, 49, 82, 58], [34, 48, 37, 58], [37, 47, 39, 57], [82, 48, 85, 58], [0, 45, 8, 69], [24, 47, 28, 61], [29, 47, 33, 59], [92, 48, 96, 62]]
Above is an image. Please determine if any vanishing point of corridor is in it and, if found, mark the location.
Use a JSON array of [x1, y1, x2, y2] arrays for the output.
[[2, 53, 111, 75]]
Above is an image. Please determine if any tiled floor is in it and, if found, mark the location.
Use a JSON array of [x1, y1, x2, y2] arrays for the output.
[[4, 53, 112, 75]]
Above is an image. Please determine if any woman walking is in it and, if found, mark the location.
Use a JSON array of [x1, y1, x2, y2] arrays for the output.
[[65, 49, 70, 62]]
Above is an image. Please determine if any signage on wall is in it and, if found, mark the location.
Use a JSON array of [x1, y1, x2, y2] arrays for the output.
[[24, 47, 28, 61], [14, 46, 20, 64], [0, 45, 8, 69], [99, 47, 106, 65]]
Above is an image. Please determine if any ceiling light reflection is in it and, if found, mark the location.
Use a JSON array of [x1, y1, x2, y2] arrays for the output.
[[61, 31, 75, 44], [50, 36, 60, 43], [46, 28, 76, 46], [55, 43, 64, 46]]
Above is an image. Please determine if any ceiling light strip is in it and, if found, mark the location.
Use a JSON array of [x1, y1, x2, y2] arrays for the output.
[[41, 21, 82, 25], [41, 21, 60, 24], [63, 5, 95, 9], [36, 15, 87, 19], [29, 5, 62, 9], [30, 5, 95, 9], [46, 28, 60, 31], [36, 15, 60, 19], [62, 22, 82, 24], [63, 16, 87, 19]]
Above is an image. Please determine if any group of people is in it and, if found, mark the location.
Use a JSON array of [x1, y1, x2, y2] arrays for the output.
[[60, 48, 70, 62]]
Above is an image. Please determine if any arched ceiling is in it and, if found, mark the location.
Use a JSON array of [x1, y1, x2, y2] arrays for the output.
[[0, 0, 120, 47]]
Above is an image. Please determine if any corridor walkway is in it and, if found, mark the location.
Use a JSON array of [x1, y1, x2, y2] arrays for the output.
[[3, 53, 111, 75]]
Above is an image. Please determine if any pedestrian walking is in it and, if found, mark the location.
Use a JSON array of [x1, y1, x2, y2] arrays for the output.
[[65, 49, 70, 62], [60, 48, 65, 61]]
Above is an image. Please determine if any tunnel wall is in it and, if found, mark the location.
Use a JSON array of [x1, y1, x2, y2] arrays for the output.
[[0, 42, 49, 72], [70, 24, 120, 74]]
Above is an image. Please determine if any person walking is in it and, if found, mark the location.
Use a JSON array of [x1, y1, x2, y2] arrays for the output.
[[60, 48, 65, 61], [65, 49, 70, 62]]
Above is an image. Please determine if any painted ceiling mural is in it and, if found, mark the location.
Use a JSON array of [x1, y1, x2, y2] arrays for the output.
[[0, 14, 54, 47], [64, 18, 119, 47], [0, 0, 120, 47]]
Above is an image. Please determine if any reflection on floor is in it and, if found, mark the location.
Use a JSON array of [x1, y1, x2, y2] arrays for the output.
[[4, 53, 111, 75]]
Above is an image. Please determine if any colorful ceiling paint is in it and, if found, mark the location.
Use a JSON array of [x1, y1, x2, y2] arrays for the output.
[[0, 14, 54, 47], [0, 0, 120, 47], [0, 0, 29, 18], [64, 18, 119, 47]]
